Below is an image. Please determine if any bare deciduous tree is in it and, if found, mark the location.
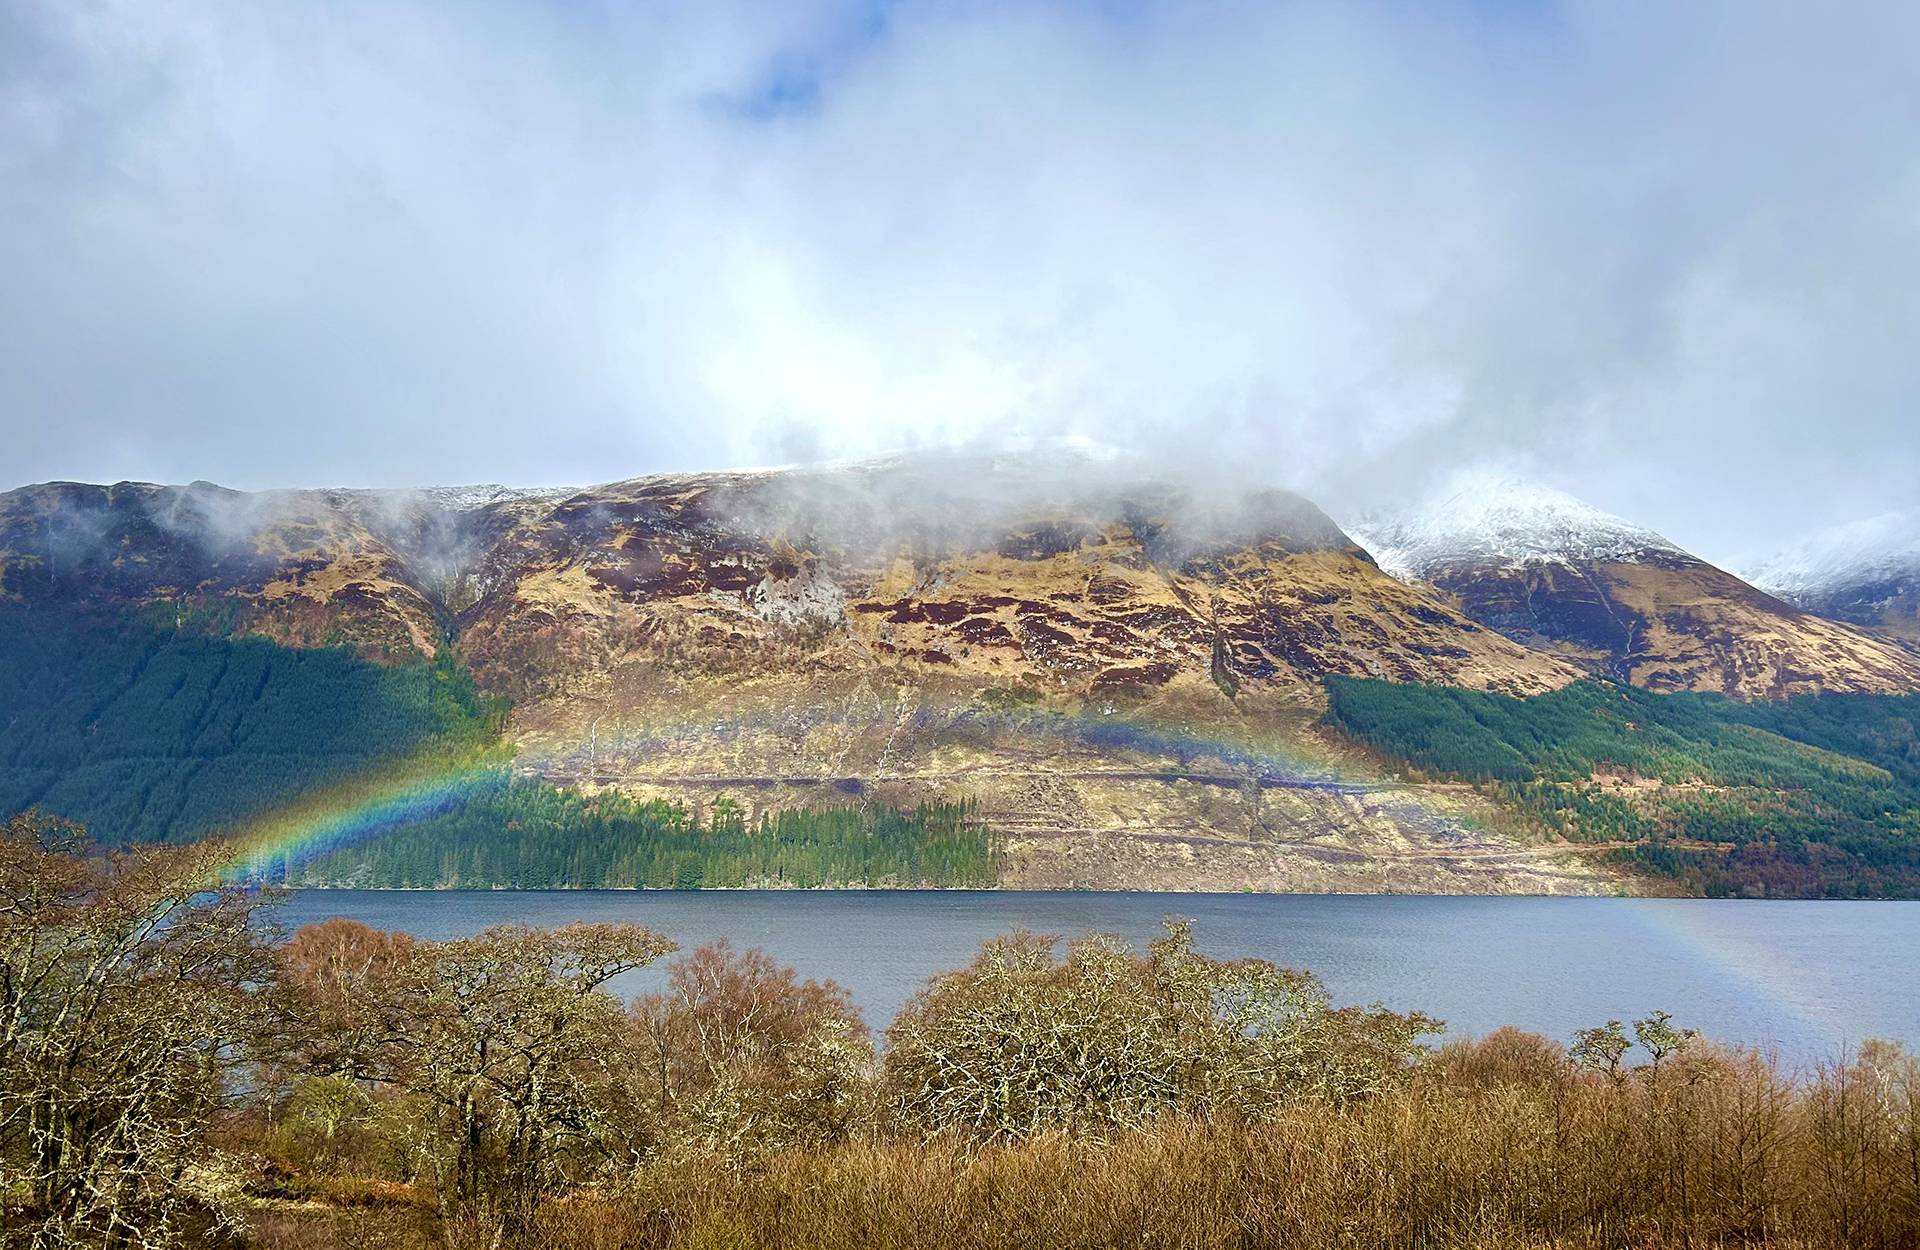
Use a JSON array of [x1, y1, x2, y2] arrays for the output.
[[277, 919, 674, 1241], [0, 811, 275, 1247], [882, 920, 1438, 1141], [627, 940, 871, 1167]]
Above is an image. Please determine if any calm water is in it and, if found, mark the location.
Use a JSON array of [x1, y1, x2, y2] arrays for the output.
[[273, 891, 1920, 1066]]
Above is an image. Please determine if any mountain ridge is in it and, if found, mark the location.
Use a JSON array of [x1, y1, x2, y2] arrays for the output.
[[1344, 472, 1920, 699], [1742, 506, 1920, 646], [6, 454, 1919, 896]]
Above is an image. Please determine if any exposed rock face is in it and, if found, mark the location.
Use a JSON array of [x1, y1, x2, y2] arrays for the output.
[[1349, 474, 1920, 698], [747, 553, 847, 628], [1743, 507, 1920, 647]]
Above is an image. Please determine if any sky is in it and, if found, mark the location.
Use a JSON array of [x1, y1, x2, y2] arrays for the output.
[[3, 0, 1917, 566]]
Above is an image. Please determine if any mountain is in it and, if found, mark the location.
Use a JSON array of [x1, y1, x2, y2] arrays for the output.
[[451, 454, 1586, 702], [0, 455, 1608, 895], [0, 456, 1586, 698], [1742, 507, 1920, 646], [8, 453, 1920, 896], [1345, 472, 1920, 699]]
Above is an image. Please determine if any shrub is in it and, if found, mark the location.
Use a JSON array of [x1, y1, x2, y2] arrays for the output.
[[1428, 1026, 1569, 1092]]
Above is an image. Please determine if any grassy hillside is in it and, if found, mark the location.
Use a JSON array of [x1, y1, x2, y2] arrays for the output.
[[17, 601, 1910, 895], [1324, 677, 1920, 897], [0, 607, 501, 844]]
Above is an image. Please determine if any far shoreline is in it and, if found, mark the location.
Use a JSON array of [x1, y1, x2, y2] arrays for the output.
[[259, 884, 1920, 902]]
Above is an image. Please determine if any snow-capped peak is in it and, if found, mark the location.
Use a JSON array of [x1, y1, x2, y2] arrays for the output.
[[1344, 470, 1687, 581], [410, 484, 575, 511], [325, 483, 577, 514], [1740, 507, 1920, 602]]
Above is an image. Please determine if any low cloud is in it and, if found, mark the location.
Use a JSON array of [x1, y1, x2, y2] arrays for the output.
[[3, 0, 1917, 565]]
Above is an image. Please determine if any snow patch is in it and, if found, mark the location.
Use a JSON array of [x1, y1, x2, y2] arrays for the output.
[[409, 484, 576, 511], [1344, 469, 1687, 581], [324, 484, 577, 515], [1741, 507, 1920, 602]]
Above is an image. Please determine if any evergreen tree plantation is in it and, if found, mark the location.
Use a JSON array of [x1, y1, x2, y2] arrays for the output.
[[0, 608, 502, 843], [1325, 677, 1920, 896], [291, 787, 993, 889]]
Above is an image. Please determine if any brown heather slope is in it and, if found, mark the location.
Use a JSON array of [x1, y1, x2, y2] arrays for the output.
[[1419, 551, 1920, 697], [451, 465, 1581, 703]]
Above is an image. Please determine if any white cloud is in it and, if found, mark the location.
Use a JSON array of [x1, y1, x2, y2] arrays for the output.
[[2, 0, 1917, 564]]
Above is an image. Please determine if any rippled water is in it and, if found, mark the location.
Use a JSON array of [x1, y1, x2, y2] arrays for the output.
[[273, 890, 1920, 1066]]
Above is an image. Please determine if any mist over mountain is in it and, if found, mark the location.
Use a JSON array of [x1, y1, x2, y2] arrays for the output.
[[1346, 471, 1920, 698], [8, 451, 1915, 702], [0, 449, 1577, 691], [1743, 507, 1920, 645], [8, 2, 1920, 563]]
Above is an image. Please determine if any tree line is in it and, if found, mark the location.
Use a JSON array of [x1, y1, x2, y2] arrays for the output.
[[287, 783, 995, 890], [6, 812, 1919, 1249]]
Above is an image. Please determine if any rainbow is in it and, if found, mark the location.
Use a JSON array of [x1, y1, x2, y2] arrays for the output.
[[221, 752, 507, 883], [215, 697, 1444, 881], [208, 698, 1856, 1058], [1610, 900, 1852, 1062], [523, 699, 1380, 794]]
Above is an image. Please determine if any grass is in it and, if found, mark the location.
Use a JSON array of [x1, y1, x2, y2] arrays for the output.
[[246, 1033, 1920, 1250]]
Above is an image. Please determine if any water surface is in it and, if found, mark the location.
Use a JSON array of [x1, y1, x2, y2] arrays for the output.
[[274, 891, 1919, 1066]]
